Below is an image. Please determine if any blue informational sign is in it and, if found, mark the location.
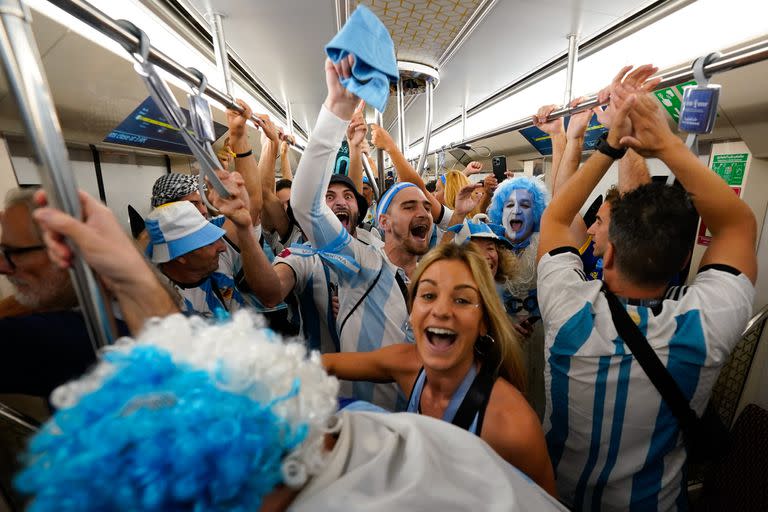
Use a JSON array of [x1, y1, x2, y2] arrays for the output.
[[678, 86, 720, 134], [334, 140, 350, 175], [519, 113, 608, 155], [104, 96, 228, 155]]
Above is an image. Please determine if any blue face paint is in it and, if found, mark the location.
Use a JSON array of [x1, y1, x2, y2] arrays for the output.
[[502, 189, 535, 242]]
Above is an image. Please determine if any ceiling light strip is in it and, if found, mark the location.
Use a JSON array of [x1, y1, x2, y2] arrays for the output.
[[46, 0, 305, 150], [423, 38, 768, 156], [409, 0, 695, 149], [437, 0, 498, 68], [144, 0, 308, 139]]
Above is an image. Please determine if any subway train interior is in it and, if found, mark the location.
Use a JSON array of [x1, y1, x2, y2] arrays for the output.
[[0, 0, 767, 510]]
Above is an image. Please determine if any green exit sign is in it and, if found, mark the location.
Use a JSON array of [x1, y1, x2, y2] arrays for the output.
[[654, 80, 697, 122]]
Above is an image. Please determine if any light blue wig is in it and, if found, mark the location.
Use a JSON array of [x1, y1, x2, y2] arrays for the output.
[[14, 312, 339, 512], [487, 176, 550, 234]]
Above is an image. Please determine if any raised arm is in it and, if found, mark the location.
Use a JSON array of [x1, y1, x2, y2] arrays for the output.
[[256, 115, 291, 239], [290, 56, 360, 250], [209, 169, 282, 295], [532, 104, 566, 191], [618, 92, 757, 282], [227, 99, 262, 225], [462, 161, 483, 177], [346, 102, 368, 193], [617, 149, 651, 192], [279, 136, 294, 181], [370, 123, 443, 218], [553, 97, 598, 244], [552, 97, 593, 197], [590, 79, 652, 194], [33, 190, 179, 333], [537, 65, 659, 260], [322, 343, 418, 386]]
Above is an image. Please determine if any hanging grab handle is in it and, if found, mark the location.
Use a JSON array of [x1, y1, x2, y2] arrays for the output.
[[115, 19, 231, 212]]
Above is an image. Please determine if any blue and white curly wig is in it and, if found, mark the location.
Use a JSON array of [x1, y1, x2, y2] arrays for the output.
[[487, 176, 550, 234], [15, 311, 339, 511]]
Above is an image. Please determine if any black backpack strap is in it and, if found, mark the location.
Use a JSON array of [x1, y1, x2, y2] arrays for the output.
[[604, 291, 699, 436], [394, 270, 409, 304], [452, 364, 497, 434]]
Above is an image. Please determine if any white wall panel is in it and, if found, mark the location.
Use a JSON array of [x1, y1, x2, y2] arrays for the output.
[[100, 153, 166, 234]]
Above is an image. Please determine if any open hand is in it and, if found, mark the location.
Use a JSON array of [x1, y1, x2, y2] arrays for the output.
[[346, 101, 368, 147], [619, 92, 680, 158], [324, 56, 362, 121], [454, 183, 483, 216]]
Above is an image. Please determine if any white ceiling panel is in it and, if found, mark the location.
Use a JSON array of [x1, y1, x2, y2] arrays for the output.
[[184, 0, 336, 135], [179, 0, 654, 140], [401, 0, 655, 145]]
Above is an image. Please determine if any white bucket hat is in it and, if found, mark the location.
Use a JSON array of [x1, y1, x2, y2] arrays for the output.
[[145, 201, 226, 263]]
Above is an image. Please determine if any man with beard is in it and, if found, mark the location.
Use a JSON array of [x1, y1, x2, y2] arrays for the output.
[[0, 188, 76, 316], [0, 187, 129, 397], [285, 57, 434, 410]]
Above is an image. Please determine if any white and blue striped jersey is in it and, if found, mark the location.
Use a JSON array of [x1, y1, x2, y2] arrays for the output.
[[162, 242, 245, 318], [273, 249, 340, 355], [537, 248, 754, 511], [272, 228, 383, 355], [291, 106, 412, 411]]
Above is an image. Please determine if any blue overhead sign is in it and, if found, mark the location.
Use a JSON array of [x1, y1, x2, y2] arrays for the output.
[[519, 113, 608, 156], [104, 96, 228, 155]]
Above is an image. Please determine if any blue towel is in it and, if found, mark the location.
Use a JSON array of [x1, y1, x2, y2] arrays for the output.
[[325, 5, 398, 112]]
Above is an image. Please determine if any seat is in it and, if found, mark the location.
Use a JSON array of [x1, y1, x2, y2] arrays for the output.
[[699, 403, 768, 512]]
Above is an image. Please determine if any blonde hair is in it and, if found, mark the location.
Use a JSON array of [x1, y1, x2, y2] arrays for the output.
[[443, 171, 483, 218], [408, 243, 527, 391]]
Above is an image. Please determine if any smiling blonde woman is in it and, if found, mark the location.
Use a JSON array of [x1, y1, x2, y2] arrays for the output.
[[322, 243, 556, 497]]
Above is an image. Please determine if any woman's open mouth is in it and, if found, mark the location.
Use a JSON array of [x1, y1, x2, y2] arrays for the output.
[[425, 327, 457, 352]]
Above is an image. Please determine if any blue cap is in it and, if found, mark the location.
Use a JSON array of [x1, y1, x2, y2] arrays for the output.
[[446, 220, 513, 250]]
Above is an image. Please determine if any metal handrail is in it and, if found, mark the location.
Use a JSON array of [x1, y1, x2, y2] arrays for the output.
[[420, 37, 768, 157], [0, 0, 116, 350], [48, 0, 305, 151], [742, 303, 768, 337], [0, 401, 41, 434]]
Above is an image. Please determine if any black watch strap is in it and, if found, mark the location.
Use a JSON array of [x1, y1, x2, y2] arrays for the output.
[[596, 132, 627, 159], [235, 149, 253, 159]]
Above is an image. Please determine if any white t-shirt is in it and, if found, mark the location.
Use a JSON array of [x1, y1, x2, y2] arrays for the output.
[[537, 248, 754, 511], [290, 107, 413, 411], [291, 412, 567, 511]]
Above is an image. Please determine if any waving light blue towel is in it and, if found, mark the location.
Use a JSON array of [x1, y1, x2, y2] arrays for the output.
[[325, 5, 398, 112]]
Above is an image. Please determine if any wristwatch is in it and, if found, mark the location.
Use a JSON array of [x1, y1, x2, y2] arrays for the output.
[[596, 132, 627, 159], [235, 149, 253, 159]]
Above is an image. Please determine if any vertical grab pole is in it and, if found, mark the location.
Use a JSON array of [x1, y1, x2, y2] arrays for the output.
[[361, 154, 379, 202], [286, 100, 294, 137], [461, 103, 467, 141], [416, 80, 434, 176], [375, 110, 386, 195], [0, 0, 115, 350], [396, 77, 406, 153], [210, 11, 234, 96], [564, 33, 579, 105]]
